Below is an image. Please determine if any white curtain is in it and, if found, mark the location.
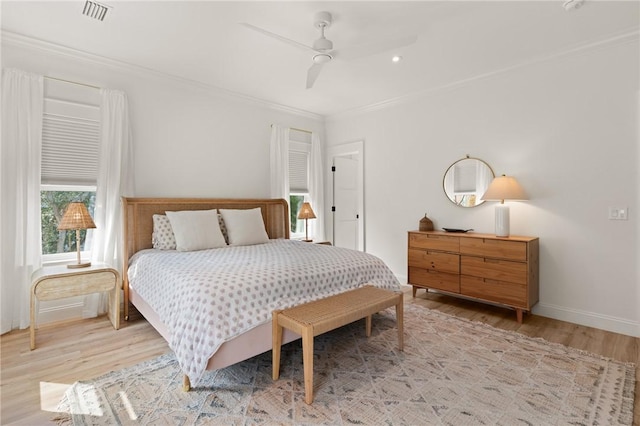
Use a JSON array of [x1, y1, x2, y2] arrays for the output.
[[0, 69, 44, 333], [85, 89, 134, 317], [269, 124, 290, 201], [308, 132, 325, 241]]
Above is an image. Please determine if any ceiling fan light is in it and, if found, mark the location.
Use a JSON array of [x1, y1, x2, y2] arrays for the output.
[[312, 53, 333, 64]]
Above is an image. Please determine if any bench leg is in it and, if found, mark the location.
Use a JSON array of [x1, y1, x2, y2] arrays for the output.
[[396, 295, 404, 351], [272, 310, 283, 380], [302, 325, 314, 404], [365, 314, 372, 337]]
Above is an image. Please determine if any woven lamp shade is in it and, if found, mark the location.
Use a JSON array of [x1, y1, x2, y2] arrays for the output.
[[297, 202, 317, 220], [58, 202, 96, 230]]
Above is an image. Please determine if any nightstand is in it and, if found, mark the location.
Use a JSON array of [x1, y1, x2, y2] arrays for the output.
[[30, 263, 120, 350]]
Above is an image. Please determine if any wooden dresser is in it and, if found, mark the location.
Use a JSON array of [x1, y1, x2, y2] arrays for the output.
[[408, 231, 539, 322]]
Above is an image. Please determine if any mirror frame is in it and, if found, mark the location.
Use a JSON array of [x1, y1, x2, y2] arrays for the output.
[[442, 156, 495, 208]]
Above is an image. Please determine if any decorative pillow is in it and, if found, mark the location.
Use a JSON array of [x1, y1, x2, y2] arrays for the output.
[[165, 209, 227, 252], [152, 214, 176, 250], [219, 208, 269, 246], [218, 213, 229, 244]]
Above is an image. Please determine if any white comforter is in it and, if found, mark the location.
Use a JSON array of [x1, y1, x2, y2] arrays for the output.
[[128, 239, 401, 385]]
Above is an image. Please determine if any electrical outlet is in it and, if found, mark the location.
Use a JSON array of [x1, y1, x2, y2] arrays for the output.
[[608, 207, 629, 220]]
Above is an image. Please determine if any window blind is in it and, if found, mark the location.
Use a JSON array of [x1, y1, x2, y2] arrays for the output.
[[41, 98, 100, 186], [453, 162, 477, 193], [289, 150, 309, 193]]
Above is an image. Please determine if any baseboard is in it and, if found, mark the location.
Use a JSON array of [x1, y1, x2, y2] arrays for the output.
[[533, 303, 640, 338], [398, 273, 639, 337], [36, 298, 85, 325]]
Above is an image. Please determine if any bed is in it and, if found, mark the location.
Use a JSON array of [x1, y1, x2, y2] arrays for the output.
[[122, 197, 401, 388]]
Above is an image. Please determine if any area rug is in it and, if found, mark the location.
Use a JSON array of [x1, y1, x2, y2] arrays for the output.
[[56, 304, 635, 425]]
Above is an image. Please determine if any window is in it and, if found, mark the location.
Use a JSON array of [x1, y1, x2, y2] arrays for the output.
[[40, 80, 100, 262], [41, 186, 96, 258], [288, 131, 311, 238]]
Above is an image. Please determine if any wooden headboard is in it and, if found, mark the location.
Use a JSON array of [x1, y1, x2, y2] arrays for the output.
[[122, 197, 290, 260], [121, 197, 290, 319]]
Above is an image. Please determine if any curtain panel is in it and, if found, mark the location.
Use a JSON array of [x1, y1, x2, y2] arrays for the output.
[[86, 89, 134, 317], [269, 124, 290, 201], [309, 132, 325, 241], [0, 69, 44, 334]]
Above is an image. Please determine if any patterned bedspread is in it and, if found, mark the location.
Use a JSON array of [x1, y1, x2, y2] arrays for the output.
[[128, 239, 401, 385]]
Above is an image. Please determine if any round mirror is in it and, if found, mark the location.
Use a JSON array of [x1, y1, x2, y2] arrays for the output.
[[443, 156, 495, 207]]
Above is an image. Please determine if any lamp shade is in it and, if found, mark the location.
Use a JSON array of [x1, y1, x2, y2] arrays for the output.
[[481, 175, 528, 203], [297, 202, 317, 220], [58, 202, 96, 230]]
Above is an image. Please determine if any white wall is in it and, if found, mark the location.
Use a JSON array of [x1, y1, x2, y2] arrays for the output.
[[326, 38, 639, 336]]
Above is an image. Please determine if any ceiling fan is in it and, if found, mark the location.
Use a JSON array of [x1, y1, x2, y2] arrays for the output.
[[241, 12, 417, 89]]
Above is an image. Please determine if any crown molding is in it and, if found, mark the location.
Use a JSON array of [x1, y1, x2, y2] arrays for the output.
[[327, 26, 640, 122], [1, 30, 324, 121]]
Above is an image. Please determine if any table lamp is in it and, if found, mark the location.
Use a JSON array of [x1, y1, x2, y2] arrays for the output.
[[481, 175, 528, 237], [57, 202, 96, 268], [297, 202, 316, 242]]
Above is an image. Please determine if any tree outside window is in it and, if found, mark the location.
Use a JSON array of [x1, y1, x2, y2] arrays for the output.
[[290, 194, 306, 235], [41, 190, 95, 255]]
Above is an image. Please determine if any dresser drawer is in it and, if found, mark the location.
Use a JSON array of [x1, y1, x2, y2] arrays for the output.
[[461, 275, 527, 308], [408, 249, 459, 274], [34, 271, 118, 301], [461, 256, 527, 284], [409, 267, 460, 293], [460, 238, 527, 261], [409, 233, 459, 252]]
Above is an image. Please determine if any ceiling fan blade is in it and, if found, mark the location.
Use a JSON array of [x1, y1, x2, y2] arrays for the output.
[[306, 63, 324, 89], [335, 35, 418, 61], [240, 23, 316, 53]]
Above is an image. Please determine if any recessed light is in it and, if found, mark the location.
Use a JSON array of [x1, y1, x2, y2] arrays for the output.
[[392, 55, 403, 63]]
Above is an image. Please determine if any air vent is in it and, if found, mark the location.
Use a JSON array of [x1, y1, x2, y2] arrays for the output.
[[82, 0, 110, 21]]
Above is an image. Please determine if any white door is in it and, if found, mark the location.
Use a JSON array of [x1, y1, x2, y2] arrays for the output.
[[328, 140, 364, 251], [333, 156, 359, 250]]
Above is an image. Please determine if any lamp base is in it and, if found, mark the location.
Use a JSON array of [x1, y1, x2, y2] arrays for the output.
[[495, 204, 510, 237], [67, 261, 92, 269]]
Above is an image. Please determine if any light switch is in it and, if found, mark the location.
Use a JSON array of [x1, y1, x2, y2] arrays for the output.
[[608, 207, 629, 220]]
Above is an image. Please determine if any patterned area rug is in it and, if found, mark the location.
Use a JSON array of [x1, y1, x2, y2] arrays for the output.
[[56, 304, 635, 425]]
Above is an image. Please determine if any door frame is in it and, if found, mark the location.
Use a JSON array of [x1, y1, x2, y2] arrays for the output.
[[327, 140, 364, 251]]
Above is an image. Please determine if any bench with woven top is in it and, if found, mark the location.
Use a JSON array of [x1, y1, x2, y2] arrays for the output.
[[272, 285, 404, 404]]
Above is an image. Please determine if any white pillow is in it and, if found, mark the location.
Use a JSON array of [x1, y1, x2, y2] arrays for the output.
[[219, 208, 269, 246], [165, 209, 227, 252]]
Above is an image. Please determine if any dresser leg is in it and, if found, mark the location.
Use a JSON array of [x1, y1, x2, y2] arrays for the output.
[[516, 308, 523, 323]]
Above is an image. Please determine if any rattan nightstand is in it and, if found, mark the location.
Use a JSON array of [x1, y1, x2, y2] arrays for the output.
[[30, 263, 120, 350]]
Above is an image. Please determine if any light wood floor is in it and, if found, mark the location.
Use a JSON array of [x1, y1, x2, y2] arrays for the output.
[[1, 289, 638, 425]]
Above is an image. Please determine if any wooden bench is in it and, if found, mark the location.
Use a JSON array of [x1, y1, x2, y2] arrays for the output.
[[272, 285, 404, 404]]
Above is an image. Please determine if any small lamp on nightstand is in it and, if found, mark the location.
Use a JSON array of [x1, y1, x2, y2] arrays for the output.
[[297, 202, 317, 242], [481, 175, 528, 238], [57, 202, 96, 268]]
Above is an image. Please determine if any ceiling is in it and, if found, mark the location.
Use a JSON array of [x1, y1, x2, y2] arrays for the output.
[[2, 1, 638, 117]]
